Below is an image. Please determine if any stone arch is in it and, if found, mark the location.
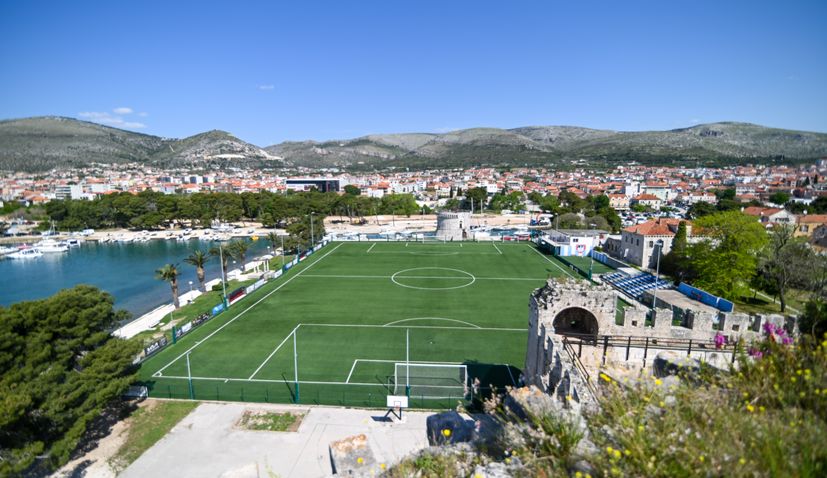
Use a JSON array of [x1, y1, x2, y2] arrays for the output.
[[552, 307, 599, 336]]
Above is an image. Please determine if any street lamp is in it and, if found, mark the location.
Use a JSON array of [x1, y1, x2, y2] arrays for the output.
[[652, 239, 665, 309], [188, 280, 193, 293]]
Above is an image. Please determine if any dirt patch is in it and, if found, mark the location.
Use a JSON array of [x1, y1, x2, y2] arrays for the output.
[[236, 409, 304, 432]]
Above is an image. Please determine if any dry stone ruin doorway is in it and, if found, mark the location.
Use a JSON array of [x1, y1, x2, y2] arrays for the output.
[[552, 307, 599, 336]]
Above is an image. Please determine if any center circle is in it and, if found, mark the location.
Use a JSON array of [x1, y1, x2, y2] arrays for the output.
[[390, 267, 476, 290]]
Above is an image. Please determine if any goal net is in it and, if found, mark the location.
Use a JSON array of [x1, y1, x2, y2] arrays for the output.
[[393, 363, 468, 399], [417, 236, 447, 244]]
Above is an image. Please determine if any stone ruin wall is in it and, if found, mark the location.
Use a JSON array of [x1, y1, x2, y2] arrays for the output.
[[524, 278, 796, 397]]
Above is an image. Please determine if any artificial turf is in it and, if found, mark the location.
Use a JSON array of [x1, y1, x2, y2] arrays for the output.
[[138, 240, 583, 408]]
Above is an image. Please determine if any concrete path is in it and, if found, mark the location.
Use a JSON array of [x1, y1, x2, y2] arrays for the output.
[[121, 402, 432, 478]]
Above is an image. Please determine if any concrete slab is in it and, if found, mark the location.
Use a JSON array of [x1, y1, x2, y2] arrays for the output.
[[641, 289, 720, 315], [121, 402, 433, 478]]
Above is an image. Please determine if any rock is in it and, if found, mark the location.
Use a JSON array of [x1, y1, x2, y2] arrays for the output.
[[653, 351, 701, 377], [328, 433, 379, 476], [426, 411, 476, 445]]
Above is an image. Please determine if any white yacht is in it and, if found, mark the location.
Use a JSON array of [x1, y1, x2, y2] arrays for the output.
[[36, 239, 69, 253], [7, 247, 43, 259]]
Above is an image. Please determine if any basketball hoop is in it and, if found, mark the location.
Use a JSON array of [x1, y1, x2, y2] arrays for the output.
[[385, 395, 408, 420]]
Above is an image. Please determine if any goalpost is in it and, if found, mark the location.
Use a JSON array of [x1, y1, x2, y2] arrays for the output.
[[393, 363, 468, 399], [418, 236, 447, 244]]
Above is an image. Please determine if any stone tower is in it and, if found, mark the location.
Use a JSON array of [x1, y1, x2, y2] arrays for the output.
[[435, 211, 471, 241]]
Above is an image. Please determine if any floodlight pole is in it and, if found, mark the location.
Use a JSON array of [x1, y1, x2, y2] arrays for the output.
[[186, 352, 194, 400], [405, 328, 411, 398], [293, 329, 300, 403], [280, 234, 285, 268], [310, 212, 315, 249], [219, 245, 227, 307], [652, 239, 664, 310]]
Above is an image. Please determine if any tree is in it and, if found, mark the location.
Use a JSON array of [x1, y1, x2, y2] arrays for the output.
[[757, 225, 815, 312], [156, 263, 181, 308], [798, 299, 827, 338], [209, 245, 229, 284], [266, 231, 282, 252], [0, 286, 140, 475], [184, 249, 210, 292], [226, 239, 251, 272], [343, 185, 361, 196], [660, 221, 692, 282], [687, 201, 717, 219], [768, 191, 791, 205], [688, 211, 768, 300]]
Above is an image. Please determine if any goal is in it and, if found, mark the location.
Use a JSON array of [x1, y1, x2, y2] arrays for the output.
[[393, 363, 468, 399]]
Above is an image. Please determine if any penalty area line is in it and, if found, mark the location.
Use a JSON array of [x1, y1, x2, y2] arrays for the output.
[[153, 242, 344, 376], [248, 324, 301, 380]]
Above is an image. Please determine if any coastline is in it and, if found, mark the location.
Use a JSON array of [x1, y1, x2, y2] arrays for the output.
[[1, 212, 531, 245]]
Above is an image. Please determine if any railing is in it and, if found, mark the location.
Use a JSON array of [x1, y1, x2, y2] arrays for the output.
[[561, 332, 739, 367], [560, 338, 598, 399]]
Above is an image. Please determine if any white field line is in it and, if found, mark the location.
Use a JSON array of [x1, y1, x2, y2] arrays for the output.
[[493, 242, 502, 254], [161, 375, 468, 393], [302, 273, 545, 281], [366, 251, 501, 255], [383, 317, 481, 328], [160, 375, 389, 387], [248, 324, 300, 380], [301, 322, 527, 332], [527, 244, 578, 279], [345, 360, 359, 383], [367, 243, 376, 253], [154, 243, 344, 376], [340, 358, 463, 383]]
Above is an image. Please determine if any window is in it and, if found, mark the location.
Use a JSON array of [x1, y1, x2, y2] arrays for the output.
[[649, 241, 653, 247], [636, 239, 640, 246]]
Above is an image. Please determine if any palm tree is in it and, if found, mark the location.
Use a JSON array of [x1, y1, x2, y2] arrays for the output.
[[266, 231, 281, 253], [184, 249, 209, 292], [227, 239, 251, 272], [156, 263, 181, 309], [209, 245, 229, 284]]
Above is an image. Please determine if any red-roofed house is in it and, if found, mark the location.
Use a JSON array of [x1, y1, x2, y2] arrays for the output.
[[612, 218, 691, 268], [632, 193, 663, 209], [742, 206, 796, 225], [795, 214, 827, 239]]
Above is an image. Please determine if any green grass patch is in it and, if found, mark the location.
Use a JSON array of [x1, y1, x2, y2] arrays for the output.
[[111, 400, 198, 471], [138, 241, 579, 408], [237, 410, 303, 432]]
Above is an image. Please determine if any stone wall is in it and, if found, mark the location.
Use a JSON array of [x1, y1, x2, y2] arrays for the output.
[[527, 278, 795, 345]]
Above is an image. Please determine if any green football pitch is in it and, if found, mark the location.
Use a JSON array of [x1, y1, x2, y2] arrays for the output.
[[138, 240, 583, 408]]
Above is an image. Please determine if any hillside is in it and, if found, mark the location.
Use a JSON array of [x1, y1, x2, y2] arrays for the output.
[[1, 116, 826, 172], [0, 117, 282, 171], [267, 122, 827, 170]]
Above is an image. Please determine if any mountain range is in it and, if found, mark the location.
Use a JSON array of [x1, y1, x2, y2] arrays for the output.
[[1, 116, 826, 172]]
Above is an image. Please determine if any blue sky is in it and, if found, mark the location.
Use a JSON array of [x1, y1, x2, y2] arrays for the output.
[[1, 0, 825, 145]]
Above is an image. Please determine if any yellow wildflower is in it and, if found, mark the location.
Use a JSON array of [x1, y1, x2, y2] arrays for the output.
[[746, 404, 755, 413]]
